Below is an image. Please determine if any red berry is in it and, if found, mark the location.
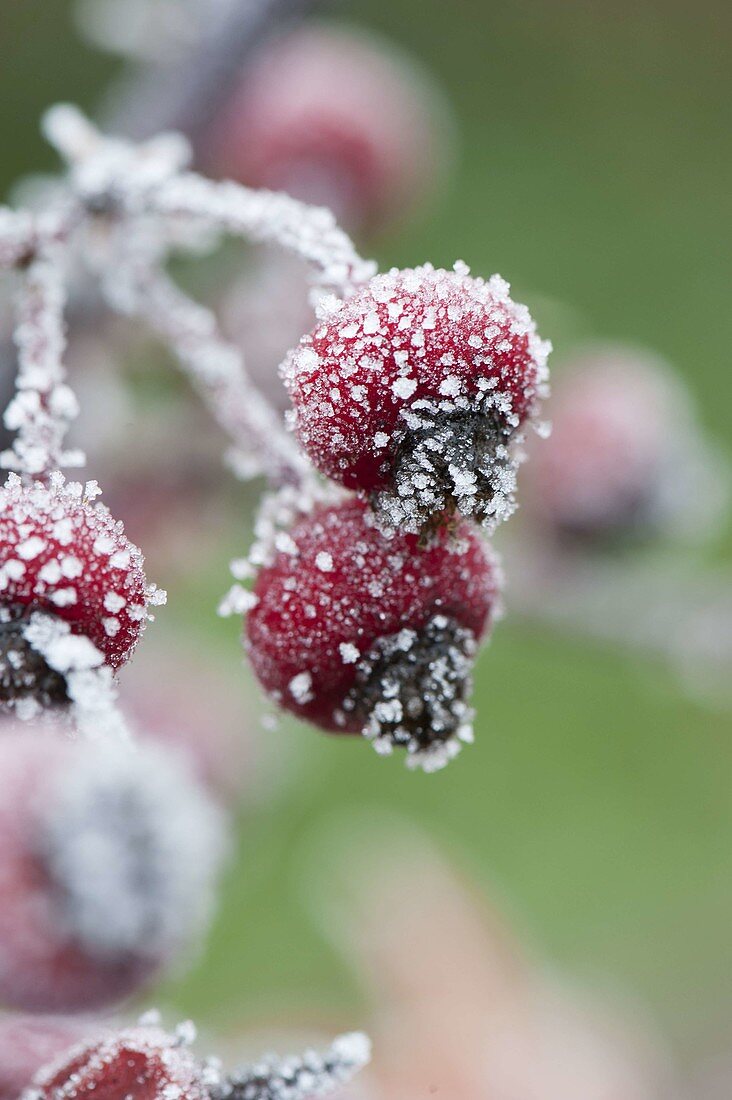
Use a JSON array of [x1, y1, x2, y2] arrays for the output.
[[0, 730, 224, 1012], [523, 348, 715, 547], [0, 474, 160, 710], [206, 26, 446, 231], [25, 1022, 210, 1100], [20, 1020, 369, 1100], [0, 1016, 104, 1100], [284, 265, 549, 536], [245, 498, 501, 770]]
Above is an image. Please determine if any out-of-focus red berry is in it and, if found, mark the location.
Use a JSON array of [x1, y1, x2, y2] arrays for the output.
[[523, 348, 720, 547], [284, 264, 549, 535], [245, 497, 501, 769], [206, 25, 449, 232], [0, 731, 224, 1013]]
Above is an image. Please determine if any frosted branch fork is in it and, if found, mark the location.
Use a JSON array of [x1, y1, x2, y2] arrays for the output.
[[0, 104, 374, 488]]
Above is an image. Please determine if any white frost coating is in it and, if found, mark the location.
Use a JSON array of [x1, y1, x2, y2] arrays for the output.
[[339, 642, 359, 664], [288, 671, 313, 705], [2, 253, 85, 477], [23, 1018, 219, 1100], [220, 1031, 371, 1100], [42, 738, 226, 961], [315, 551, 333, 572], [218, 584, 258, 617], [21, 612, 132, 741]]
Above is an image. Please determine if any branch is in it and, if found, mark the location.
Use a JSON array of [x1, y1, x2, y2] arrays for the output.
[[1, 250, 84, 478], [116, 266, 310, 486], [148, 174, 375, 298]]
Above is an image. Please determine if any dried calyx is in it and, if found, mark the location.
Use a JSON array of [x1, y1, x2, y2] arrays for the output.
[[0, 605, 69, 708], [373, 400, 520, 537], [344, 614, 477, 769]]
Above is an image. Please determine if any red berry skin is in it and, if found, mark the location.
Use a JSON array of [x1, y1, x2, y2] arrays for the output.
[[25, 1025, 209, 1100], [0, 731, 223, 1014], [284, 266, 549, 527], [0, 476, 151, 669], [0, 1017, 103, 1100], [206, 26, 445, 231], [245, 498, 499, 734]]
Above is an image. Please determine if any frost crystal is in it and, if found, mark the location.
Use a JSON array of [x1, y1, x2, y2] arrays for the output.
[[344, 614, 478, 772], [41, 739, 226, 961], [2, 255, 84, 477], [217, 1032, 371, 1100]]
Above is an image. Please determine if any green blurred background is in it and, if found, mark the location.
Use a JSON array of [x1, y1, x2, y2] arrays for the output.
[[1, 0, 730, 1061]]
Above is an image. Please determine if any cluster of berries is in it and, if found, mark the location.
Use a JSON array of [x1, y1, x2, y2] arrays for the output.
[[0, 477, 225, 1014], [243, 263, 549, 770]]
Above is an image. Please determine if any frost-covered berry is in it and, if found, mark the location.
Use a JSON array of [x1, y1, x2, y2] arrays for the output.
[[0, 474, 161, 711], [245, 498, 501, 770], [19, 1018, 369, 1100], [206, 25, 447, 231], [523, 348, 722, 548], [0, 731, 225, 1012], [284, 265, 550, 537], [23, 1021, 211, 1100], [0, 1016, 104, 1100]]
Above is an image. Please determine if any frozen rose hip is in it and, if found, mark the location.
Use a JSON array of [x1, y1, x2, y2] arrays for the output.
[[206, 25, 448, 232], [0, 474, 162, 710], [284, 264, 550, 536], [19, 1018, 369, 1100], [245, 498, 501, 770], [0, 731, 224, 1013], [523, 348, 720, 548], [23, 1022, 209, 1100]]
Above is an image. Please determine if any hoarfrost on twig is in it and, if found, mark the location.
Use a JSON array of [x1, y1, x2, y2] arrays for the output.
[[32, 104, 373, 488], [22, 612, 132, 740], [114, 267, 309, 486], [2, 253, 85, 477]]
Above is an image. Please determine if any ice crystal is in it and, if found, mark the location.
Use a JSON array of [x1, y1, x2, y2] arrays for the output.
[[343, 614, 477, 772], [217, 1032, 371, 1100], [3, 255, 84, 477], [41, 739, 226, 961]]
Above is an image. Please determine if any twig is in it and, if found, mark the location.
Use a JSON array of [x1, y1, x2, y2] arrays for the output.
[[119, 267, 309, 485], [2, 251, 84, 478]]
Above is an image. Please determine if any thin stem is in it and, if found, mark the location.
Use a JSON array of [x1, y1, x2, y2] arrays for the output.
[[1, 250, 84, 478], [117, 265, 310, 486], [149, 172, 375, 297]]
